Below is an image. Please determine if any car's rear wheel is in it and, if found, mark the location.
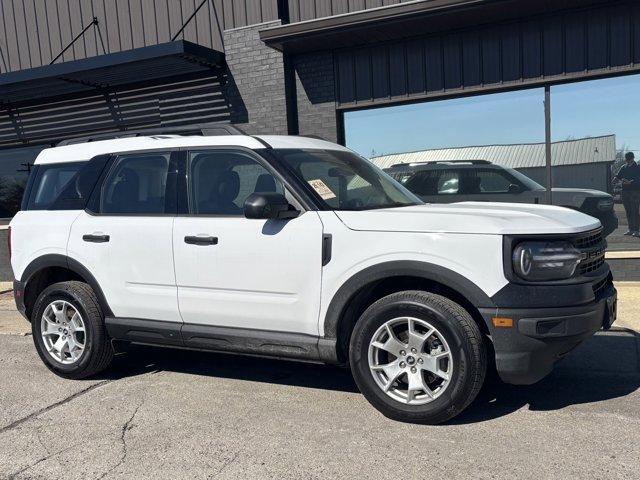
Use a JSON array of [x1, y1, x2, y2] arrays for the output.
[[349, 290, 486, 424], [32, 281, 113, 379]]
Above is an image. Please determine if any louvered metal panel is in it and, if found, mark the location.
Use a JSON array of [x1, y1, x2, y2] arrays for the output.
[[0, 0, 279, 74], [334, 1, 640, 108], [0, 69, 229, 147]]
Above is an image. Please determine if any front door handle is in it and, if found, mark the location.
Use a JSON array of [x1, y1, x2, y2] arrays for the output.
[[83, 234, 110, 243], [184, 235, 218, 246]]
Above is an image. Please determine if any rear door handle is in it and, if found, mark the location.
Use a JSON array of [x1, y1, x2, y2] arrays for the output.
[[184, 235, 218, 246], [82, 234, 110, 243]]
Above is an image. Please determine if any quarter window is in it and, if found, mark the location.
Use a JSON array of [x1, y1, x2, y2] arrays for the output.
[[189, 150, 283, 215], [101, 153, 171, 214], [27, 162, 84, 210]]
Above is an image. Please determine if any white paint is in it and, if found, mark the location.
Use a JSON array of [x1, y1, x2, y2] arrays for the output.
[[173, 212, 324, 334], [67, 212, 180, 322], [316, 211, 507, 336], [12, 136, 605, 340], [34, 135, 352, 165], [334, 202, 601, 235]]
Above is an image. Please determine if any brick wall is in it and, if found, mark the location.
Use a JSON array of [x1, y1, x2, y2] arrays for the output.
[[223, 21, 288, 135], [293, 51, 338, 143]]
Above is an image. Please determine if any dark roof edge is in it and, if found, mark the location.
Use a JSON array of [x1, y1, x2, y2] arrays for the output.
[[0, 40, 224, 87], [260, 0, 494, 48]]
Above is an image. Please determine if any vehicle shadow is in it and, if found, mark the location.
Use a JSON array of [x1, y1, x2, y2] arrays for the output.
[[110, 344, 360, 393], [107, 329, 640, 423], [450, 328, 640, 424]]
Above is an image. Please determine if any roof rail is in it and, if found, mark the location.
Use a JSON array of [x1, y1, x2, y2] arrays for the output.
[[390, 159, 492, 167], [433, 159, 491, 165], [56, 123, 246, 146], [299, 134, 328, 141]]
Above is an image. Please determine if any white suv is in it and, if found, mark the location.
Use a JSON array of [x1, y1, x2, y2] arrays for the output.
[[10, 131, 617, 424]]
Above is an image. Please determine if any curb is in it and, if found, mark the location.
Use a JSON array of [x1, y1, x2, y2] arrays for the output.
[[606, 251, 640, 259]]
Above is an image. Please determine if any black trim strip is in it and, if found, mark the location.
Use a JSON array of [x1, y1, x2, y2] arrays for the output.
[[251, 136, 272, 149], [322, 233, 332, 266], [105, 317, 340, 363], [19, 254, 114, 318], [323, 260, 495, 339]]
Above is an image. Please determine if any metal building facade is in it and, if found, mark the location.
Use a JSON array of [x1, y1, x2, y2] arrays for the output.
[[0, 0, 638, 179]]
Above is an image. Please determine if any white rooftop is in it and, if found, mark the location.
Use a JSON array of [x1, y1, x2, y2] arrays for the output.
[[34, 134, 348, 164]]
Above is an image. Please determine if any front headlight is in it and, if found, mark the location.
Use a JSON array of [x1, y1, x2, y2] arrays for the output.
[[596, 198, 614, 211], [512, 241, 582, 281]]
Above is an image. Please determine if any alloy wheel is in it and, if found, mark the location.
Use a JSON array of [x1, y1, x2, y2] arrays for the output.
[[368, 316, 453, 405], [40, 300, 86, 365]]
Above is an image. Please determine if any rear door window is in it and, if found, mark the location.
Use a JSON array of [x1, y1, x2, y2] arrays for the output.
[[100, 152, 172, 214]]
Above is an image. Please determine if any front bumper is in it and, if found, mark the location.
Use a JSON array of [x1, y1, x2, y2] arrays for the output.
[[480, 278, 617, 385]]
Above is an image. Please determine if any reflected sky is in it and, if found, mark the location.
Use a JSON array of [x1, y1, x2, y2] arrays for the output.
[[345, 74, 640, 159]]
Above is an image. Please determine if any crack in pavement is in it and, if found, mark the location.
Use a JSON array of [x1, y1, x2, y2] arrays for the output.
[[211, 450, 242, 478], [95, 398, 145, 480], [6, 444, 75, 479], [0, 380, 111, 435]]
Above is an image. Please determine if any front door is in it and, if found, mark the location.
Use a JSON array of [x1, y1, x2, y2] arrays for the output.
[[172, 149, 324, 336]]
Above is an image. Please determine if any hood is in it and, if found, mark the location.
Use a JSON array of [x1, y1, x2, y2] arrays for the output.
[[335, 202, 601, 235], [550, 187, 612, 206]]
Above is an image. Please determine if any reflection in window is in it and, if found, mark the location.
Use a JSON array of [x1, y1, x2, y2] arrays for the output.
[[28, 163, 84, 210], [101, 153, 171, 214], [552, 74, 640, 194], [0, 145, 47, 217], [345, 88, 545, 159], [189, 150, 283, 216]]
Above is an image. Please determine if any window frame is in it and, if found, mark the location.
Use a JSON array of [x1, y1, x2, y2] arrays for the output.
[[464, 167, 528, 195], [24, 161, 86, 211], [183, 146, 308, 218], [87, 148, 179, 217]]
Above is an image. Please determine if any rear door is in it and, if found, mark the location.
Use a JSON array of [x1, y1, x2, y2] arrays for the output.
[[68, 150, 180, 323]]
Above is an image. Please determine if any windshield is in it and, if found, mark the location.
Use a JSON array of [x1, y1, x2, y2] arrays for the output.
[[270, 149, 422, 211], [506, 167, 545, 191]]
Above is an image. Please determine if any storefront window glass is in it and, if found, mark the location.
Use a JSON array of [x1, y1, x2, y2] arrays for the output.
[[551, 74, 640, 243], [0, 145, 47, 218]]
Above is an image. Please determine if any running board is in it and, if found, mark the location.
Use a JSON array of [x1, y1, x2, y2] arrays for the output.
[[104, 317, 339, 363]]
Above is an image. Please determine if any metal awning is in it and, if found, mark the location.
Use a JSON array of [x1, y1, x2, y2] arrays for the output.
[[260, 0, 612, 53], [0, 40, 224, 106]]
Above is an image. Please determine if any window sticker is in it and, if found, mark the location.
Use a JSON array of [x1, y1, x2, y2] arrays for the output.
[[307, 179, 337, 200]]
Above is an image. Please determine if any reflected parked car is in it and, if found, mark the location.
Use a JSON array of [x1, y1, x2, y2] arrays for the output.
[[384, 160, 618, 237]]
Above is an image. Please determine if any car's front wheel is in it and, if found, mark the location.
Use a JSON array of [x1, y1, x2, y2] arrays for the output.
[[349, 290, 486, 424], [32, 281, 113, 379]]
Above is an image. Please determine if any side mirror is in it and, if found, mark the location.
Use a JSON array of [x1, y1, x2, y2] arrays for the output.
[[508, 184, 523, 194], [244, 192, 300, 220]]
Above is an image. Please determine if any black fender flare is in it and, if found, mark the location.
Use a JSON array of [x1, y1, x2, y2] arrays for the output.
[[322, 260, 496, 340], [20, 254, 113, 317]]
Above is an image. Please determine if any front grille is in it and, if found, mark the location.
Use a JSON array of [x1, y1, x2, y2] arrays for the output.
[[574, 229, 606, 275]]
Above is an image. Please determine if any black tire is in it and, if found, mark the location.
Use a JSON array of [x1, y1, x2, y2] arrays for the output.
[[31, 281, 114, 379], [349, 290, 486, 424]]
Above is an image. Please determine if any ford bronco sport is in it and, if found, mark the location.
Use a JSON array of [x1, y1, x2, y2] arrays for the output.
[[10, 129, 617, 424]]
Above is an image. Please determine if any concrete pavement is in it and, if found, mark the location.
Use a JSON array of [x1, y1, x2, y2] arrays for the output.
[[0, 329, 639, 479], [0, 280, 638, 478]]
